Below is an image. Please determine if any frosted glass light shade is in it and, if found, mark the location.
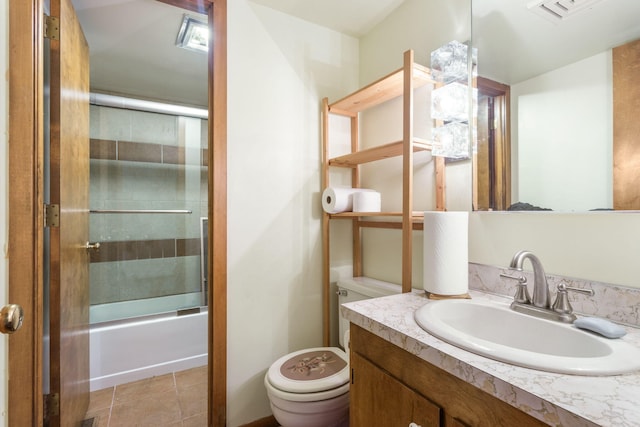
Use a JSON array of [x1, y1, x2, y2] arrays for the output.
[[432, 122, 470, 159], [431, 82, 469, 122], [430, 40, 477, 84]]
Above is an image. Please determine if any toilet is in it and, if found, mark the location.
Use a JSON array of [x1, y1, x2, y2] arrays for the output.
[[264, 277, 401, 427]]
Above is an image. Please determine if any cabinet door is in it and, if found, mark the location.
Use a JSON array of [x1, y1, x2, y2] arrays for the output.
[[351, 352, 440, 427], [444, 414, 471, 427], [411, 392, 442, 427]]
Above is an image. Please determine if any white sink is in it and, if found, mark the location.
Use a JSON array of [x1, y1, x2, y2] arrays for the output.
[[414, 299, 640, 376]]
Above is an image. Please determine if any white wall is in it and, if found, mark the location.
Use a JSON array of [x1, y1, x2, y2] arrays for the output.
[[512, 51, 612, 211], [0, 1, 9, 424], [227, 1, 359, 425], [359, 0, 472, 85], [469, 212, 640, 288]]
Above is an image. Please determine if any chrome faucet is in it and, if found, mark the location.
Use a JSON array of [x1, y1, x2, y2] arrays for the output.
[[502, 250, 594, 323], [509, 250, 550, 308]]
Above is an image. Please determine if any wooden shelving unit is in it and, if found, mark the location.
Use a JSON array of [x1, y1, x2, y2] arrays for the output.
[[321, 50, 446, 345]]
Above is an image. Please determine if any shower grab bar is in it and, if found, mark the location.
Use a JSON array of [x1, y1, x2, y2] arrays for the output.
[[90, 209, 193, 214]]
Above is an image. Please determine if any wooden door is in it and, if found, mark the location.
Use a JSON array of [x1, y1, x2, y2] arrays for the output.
[[48, 0, 91, 424], [10, 1, 227, 425], [350, 352, 441, 426], [475, 77, 511, 211]]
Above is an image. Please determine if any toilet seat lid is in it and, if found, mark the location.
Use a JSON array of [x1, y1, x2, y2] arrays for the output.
[[267, 347, 349, 393]]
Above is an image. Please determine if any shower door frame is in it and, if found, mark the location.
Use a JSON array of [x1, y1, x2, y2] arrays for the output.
[[7, 0, 228, 425]]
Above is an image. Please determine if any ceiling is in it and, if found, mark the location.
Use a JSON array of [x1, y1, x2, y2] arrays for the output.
[[249, 0, 407, 37], [475, 0, 640, 84], [71, 0, 640, 107], [71, 0, 209, 107], [70, 0, 408, 107]]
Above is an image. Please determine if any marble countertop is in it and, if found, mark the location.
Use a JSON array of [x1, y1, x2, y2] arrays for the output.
[[341, 290, 640, 427]]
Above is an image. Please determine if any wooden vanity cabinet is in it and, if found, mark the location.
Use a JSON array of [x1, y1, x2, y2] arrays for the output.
[[350, 325, 548, 427]]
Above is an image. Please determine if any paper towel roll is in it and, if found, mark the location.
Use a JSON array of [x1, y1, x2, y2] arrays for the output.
[[353, 191, 381, 212], [423, 211, 469, 295], [322, 187, 374, 214]]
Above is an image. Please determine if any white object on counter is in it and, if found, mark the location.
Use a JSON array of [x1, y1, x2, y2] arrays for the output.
[[574, 317, 627, 339], [423, 211, 469, 295]]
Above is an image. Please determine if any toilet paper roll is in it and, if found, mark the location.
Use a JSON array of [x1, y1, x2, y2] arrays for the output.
[[423, 211, 469, 295], [353, 191, 381, 212], [322, 187, 375, 214]]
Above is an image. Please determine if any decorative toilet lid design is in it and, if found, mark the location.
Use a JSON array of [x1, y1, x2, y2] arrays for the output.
[[280, 350, 347, 381], [267, 347, 349, 394]]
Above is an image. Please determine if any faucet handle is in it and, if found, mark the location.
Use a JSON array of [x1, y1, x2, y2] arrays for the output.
[[500, 273, 527, 283], [500, 273, 531, 304], [552, 282, 595, 314]]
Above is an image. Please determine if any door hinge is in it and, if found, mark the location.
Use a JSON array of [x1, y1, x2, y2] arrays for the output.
[[45, 204, 60, 228], [44, 15, 60, 40], [44, 393, 60, 418]]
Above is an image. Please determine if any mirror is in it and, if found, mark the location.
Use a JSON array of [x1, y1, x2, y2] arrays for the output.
[[473, 0, 640, 211]]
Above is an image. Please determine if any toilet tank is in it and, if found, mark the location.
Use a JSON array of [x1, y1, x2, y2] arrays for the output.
[[337, 277, 401, 348]]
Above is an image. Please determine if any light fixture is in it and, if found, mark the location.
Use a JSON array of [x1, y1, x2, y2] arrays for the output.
[[176, 14, 208, 53], [432, 82, 471, 122], [430, 40, 474, 84], [429, 40, 477, 160], [432, 122, 471, 160]]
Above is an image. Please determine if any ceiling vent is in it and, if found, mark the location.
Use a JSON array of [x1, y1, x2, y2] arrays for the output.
[[527, 0, 605, 22]]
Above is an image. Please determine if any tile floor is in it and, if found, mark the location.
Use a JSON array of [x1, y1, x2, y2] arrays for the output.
[[85, 366, 207, 426]]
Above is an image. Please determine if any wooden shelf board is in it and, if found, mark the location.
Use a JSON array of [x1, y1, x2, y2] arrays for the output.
[[329, 211, 425, 217], [330, 211, 425, 230], [330, 211, 403, 217], [329, 140, 432, 167], [328, 63, 434, 115], [359, 220, 424, 231]]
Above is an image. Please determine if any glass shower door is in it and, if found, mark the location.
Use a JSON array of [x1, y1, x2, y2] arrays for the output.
[[88, 97, 208, 324]]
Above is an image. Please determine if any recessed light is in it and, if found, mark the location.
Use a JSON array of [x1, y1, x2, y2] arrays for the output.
[[176, 14, 208, 53]]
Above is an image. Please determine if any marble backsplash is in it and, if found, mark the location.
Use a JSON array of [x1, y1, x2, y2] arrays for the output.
[[469, 263, 640, 327]]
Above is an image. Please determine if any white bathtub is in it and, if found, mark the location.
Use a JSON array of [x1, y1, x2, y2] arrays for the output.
[[90, 309, 208, 391]]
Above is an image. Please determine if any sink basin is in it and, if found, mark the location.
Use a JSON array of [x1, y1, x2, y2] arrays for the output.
[[414, 299, 640, 375]]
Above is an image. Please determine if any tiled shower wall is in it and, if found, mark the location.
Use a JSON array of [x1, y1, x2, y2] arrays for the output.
[[89, 104, 208, 311]]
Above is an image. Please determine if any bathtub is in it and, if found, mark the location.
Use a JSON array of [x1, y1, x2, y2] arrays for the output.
[[90, 309, 208, 391]]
